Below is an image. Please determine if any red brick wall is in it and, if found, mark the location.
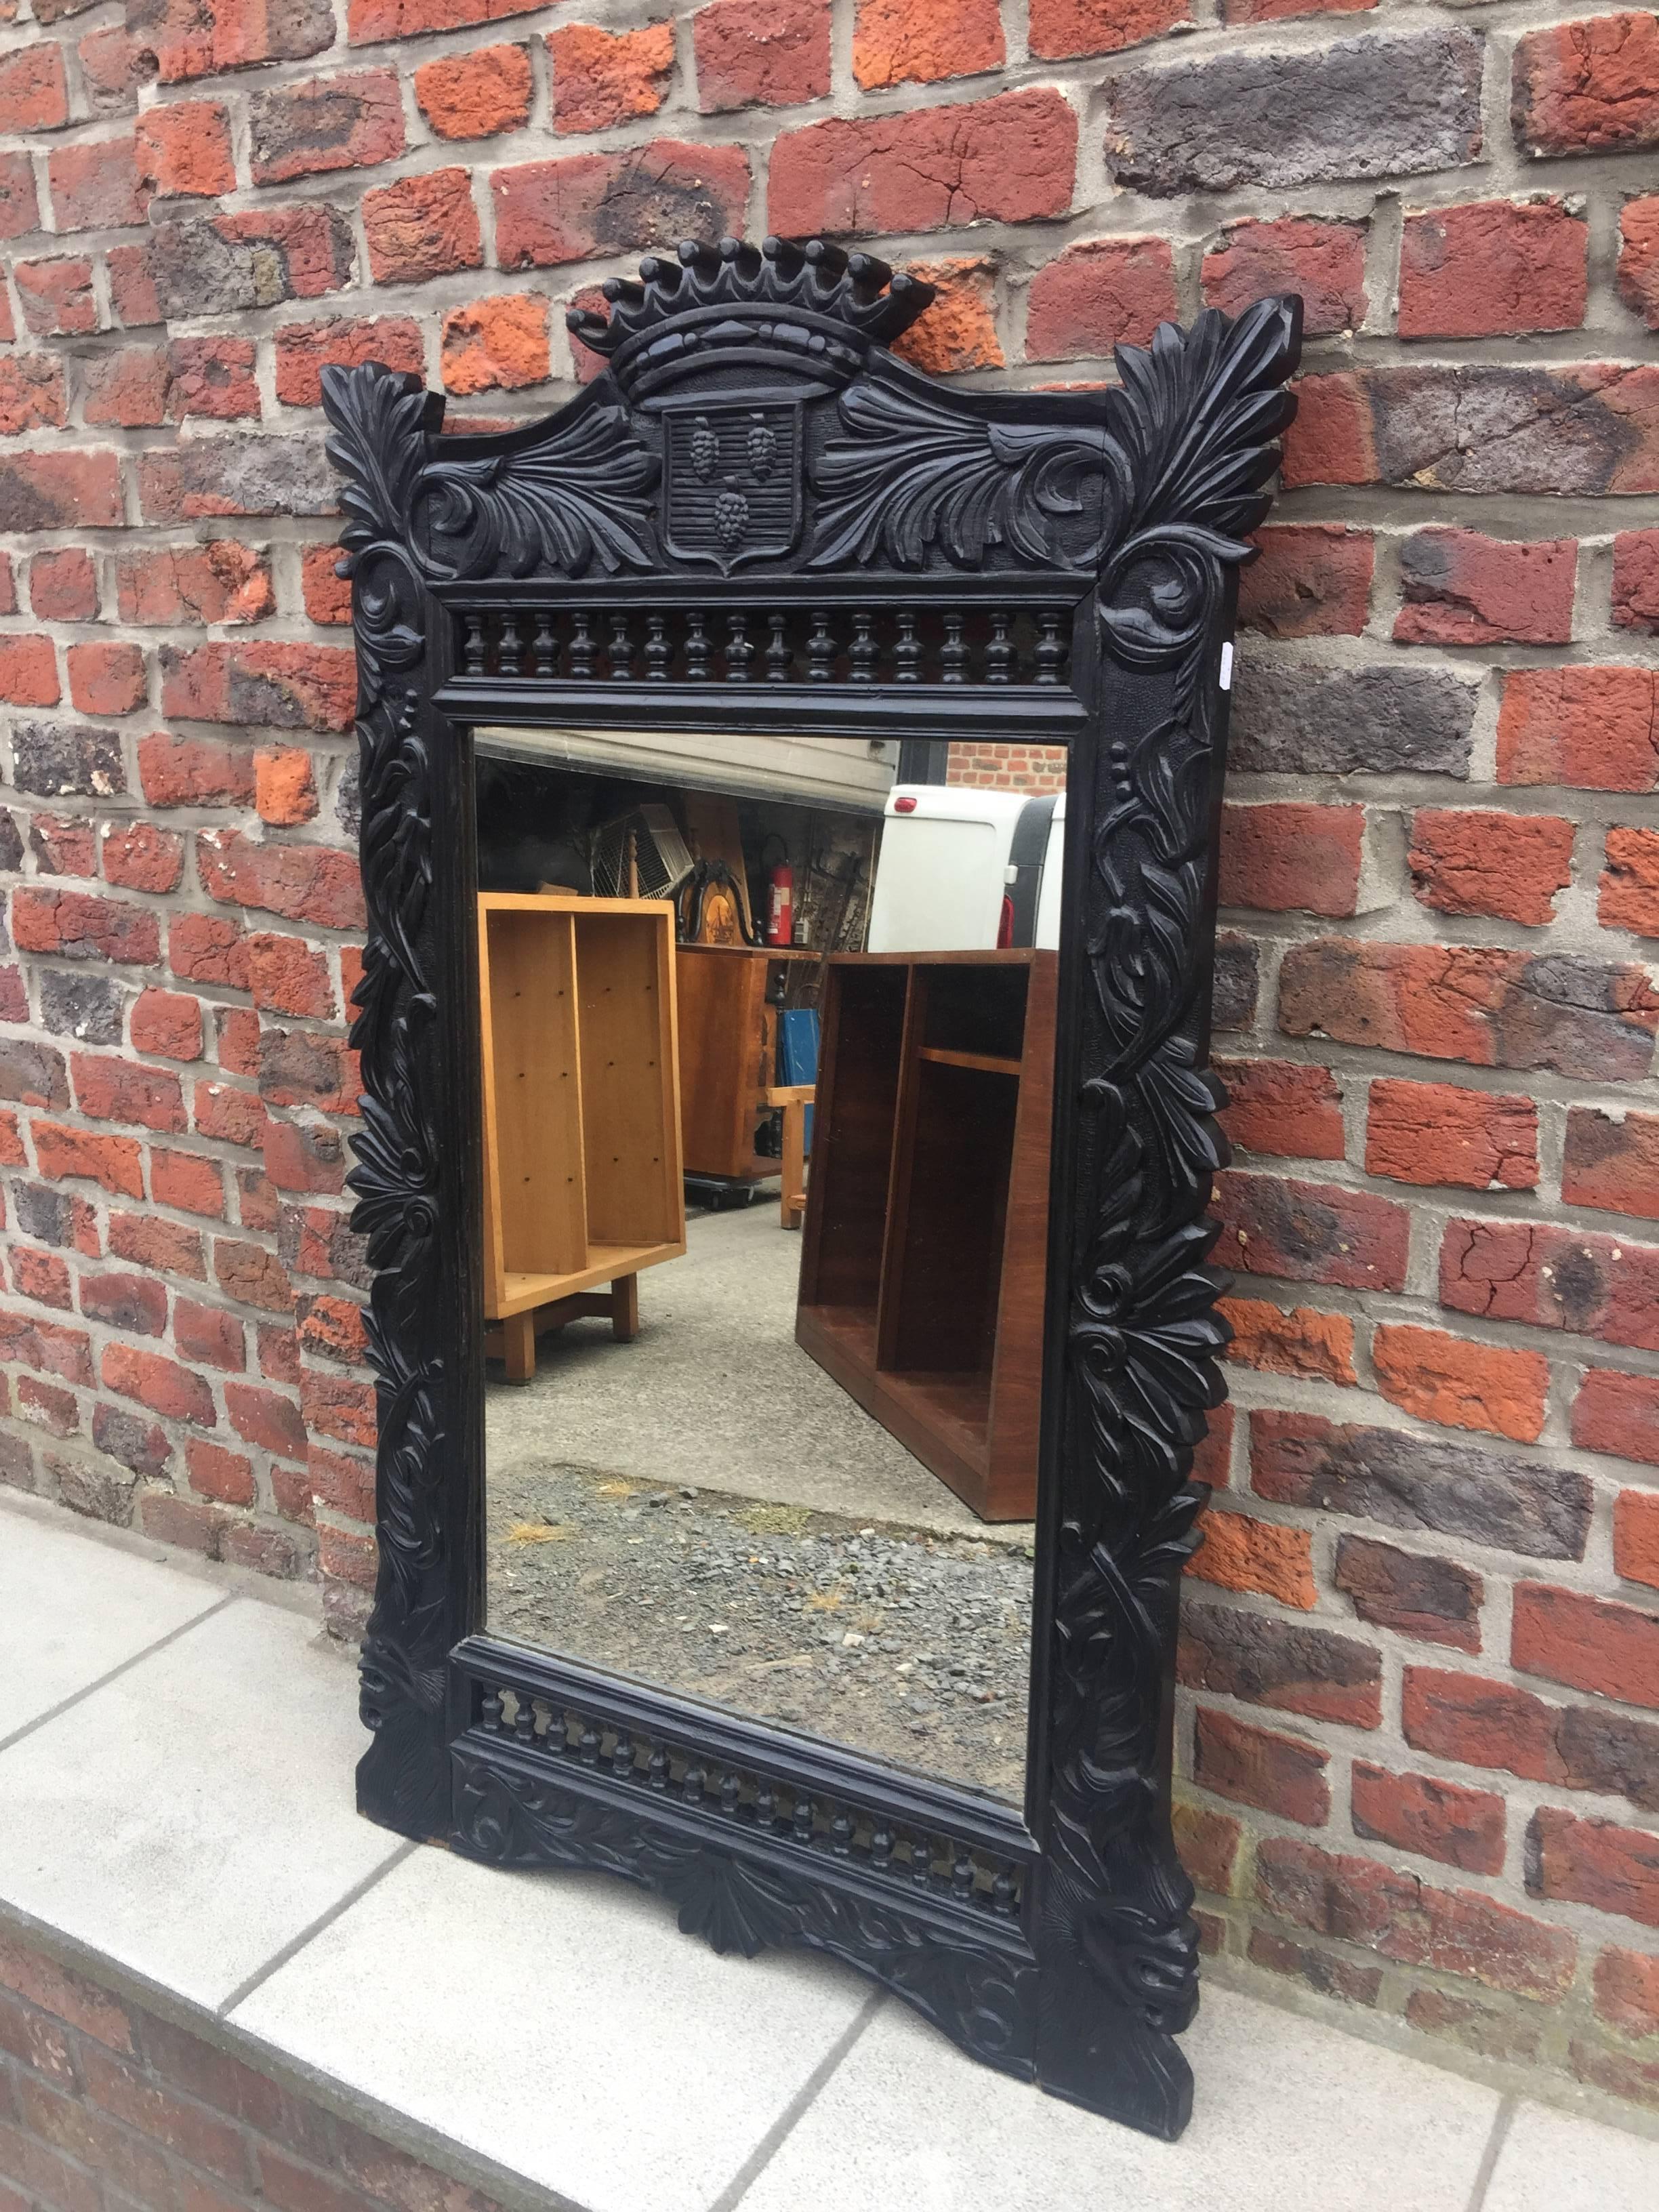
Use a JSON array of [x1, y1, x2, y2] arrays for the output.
[[0, 1926, 506, 2212], [0, 0, 1656, 2115]]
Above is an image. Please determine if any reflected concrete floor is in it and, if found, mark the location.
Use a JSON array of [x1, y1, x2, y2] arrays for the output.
[[485, 1200, 1036, 1542]]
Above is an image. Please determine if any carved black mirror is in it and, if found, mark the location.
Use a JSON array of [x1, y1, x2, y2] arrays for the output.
[[322, 239, 1300, 2142]]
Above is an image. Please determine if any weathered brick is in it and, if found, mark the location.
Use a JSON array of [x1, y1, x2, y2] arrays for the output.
[[1498, 668, 1659, 794], [1407, 807, 1575, 926], [28, 550, 97, 623], [0, 638, 60, 709], [415, 43, 532, 138], [1251, 1408, 1593, 1562], [1214, 1059, 1344, 1162], [1179, 1599, 1382, 1727], [1314, 360, 1659, 496], [1574, 1368, 1659, 1469], [29, 814, 97, 880], [1211, 1170, 1410, 1292], [1601, 826, 1659, 937], [1246, 1928, 1381, 2008], [295, 1292, 368, 1364], [259, 1027, 361, 1113], [1365, 1078, 1538, 1193], [151, 204, 356, 319], [362, 168, 483, 285], [150, 1148, 224, 1218], [1202, 216, 1366, 336], [1195, 1707, 1330, 1825], [80, 1269, 168, 1336], [162, 642, 356, 732], [107, 241, 161, 325], [1396, 531, 1576, 649], [173, 1298, 244, 1374], [89, 1404, 171, 1482], [495, 140, 753, 268], [1372, 1322, 1547, 1445], [1513, 1582, 1659, 1711], [549, 20, 675, 130], [1399, 200, 1588, 340], [300, 1367, 375, 1449], [1352, 1763, 1505, 1875], [263, 1118, 346, 1195], [134, 0, 335, 82], [1621, 196, 1659, 327], [1570, 2037, 1659, 2110], [224, 1380, 308, 1461], [1595, 1946, 1659, 2040], [0, 1041, 68, 1109], [1106, 30, 1483, 197], [140, 733, 256, 809], [0, 452, 123, 531], [83, 344, 171, 429], [79, 24, 142, 114], [301, 546, 353, 626], [102, 1342, 215, 1426], [1219, 802, 1366, 919], [186, 1437, 255, 1506], [1237, 527, 1373, 639], [890, 257, 1003, 376], [1221, 1299, 1357, 1387], [0, 43, 70, 132], [1187, 1506, 1316, 1608], [1023, 237, 1177, 361], [1172, 1799, 1241, 1896], [108, 1209, 205, 1277], [1613, 1490, 1659, 1592], [129, 988, 201, 1062], [167, 335, 260, 422], [250, 69, 405, 187], [0, 148, 39, 239], [347, 0, 543, 32], [1528, 1807, 1658, 1928], [273, 316, 425, 409], [1513, 14, 1659, 158], [1256, 1837, 1576, 2001], [0, 355, 68, 436], [67, 642, 146, 719], [12, 889, 159, 968], [1282, 940, 1659, 1084], [769, 91, 1074, 237], [693, 0, 830, 111], [197, 830, 364, 930], [138, 1492, 229, 1557], [1562, 1106, 1659, 1221], [1405, 1989, 1542, 2066], [1334, 1535, 1483, 1653], [1230, 660, 1475, 778], [138, 434, 338, 521], [136, 100, 235, 199], [1613, 529, 1659, 633], [441, 293, 550, 395], [48, 134, 148, 231], [15, 1250, 73, 1309], [103, 822, 186, 896], [1441, 1216, 1659, 1356]]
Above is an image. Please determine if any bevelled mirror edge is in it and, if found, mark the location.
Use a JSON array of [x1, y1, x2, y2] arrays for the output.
[[321, 253, 1303, 2143]]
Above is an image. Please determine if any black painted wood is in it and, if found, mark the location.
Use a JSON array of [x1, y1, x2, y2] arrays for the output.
[[321, 234, 1302, 2142]]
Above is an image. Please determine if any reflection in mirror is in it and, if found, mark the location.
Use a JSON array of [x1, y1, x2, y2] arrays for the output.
[[475, 731, 1064, 1805]]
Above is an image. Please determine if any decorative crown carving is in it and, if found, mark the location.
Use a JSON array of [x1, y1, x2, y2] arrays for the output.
[[566, 234, 937, 401]]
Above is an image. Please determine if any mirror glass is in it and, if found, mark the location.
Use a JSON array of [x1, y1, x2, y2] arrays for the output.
[[474, 726, 1064, 1806]]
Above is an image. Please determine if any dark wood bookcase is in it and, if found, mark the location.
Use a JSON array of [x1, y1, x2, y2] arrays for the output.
[[796, 950, 1057, 1520]]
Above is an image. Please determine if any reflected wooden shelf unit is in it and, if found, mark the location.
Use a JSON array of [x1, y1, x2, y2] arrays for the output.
[[796, 950, 1057, 1521], [674, 945, 820, 1187], [478, 893, 685, 1382]]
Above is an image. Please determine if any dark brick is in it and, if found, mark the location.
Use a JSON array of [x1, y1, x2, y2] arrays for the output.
[[11, 722, 125, 801], [1212, 932, 1257, 1032], [0, 1040, 70, 1109], [1179, 1599, 1383, 1728], [1334, 1534, 1483, 1652], [1247, 1928, 1382, 2007], [1252, 1410, 1593, 1562], [1230, 660, 1475, 779], [90, 1401, 172, 1480], [1210, 1170, 1410, 1292], [1105, 29, 1483, 197]]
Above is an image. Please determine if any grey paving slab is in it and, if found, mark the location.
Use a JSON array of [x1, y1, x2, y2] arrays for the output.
[[0, 1502, 223, 1742], [0, 1597, 402, 2008], [232, 1844, 872, 2212], [1484, 2100, 1659, 2212], [733, 1982, 1503, 2212]]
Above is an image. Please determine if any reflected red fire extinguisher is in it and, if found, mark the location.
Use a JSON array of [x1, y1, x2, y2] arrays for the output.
[[764, 840, 794, 946]]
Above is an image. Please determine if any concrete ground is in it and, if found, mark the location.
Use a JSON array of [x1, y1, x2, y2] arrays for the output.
[[485, 1201, 1029, 1539], [3, 1492, 1655, 2212]]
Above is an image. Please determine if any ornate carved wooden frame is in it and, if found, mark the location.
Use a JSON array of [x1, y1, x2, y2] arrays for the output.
[[321, 239, 1300, 2142]]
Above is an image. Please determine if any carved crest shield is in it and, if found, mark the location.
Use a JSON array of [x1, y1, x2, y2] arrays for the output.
[[663, 399, 802, 572]]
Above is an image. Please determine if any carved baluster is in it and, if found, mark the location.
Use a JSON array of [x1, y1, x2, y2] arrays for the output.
[[644, 612, 670, 680], [792, 1795, 814, 1847], [611, 1731, 634, 1780], [764, 611, 790, 681], [724, 612, 753, 682], [806, 609, 834, 680], [941, 611, 967, 683], [1035, 609, 1065, 684], [755, 1780, 777, 1830], [647, 1746, 669, 1791], [480, 1686, 502, 1732], [951, 1848, 975, 1902], [578, 1719, 599, 1765], [986, 609, 1013, 683], [685, 610, 710, 680], [850, 611, 876, 681], [894, 609, 920, 682], [531, 609, 557, 679], [569, 611, 596, 679], [608, 611, 633, 679], [909, 1832, 932, 1887], [830, 1807, 853, 1857], [498, 613, 522, 679], [513, 1695, 535, 1746], [682, 1764, 705, 1807], [991, 1868, 1017, 1917], [462, 615, 486, 679], [720, 1771, 741, 1816], [871, 1826, 893, 1872]]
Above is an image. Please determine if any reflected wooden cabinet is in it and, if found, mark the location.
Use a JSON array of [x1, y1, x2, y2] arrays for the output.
[[477, 893, 684, 1381], [796, 951, 1057, 1521], [674, 944, 820, 1185]]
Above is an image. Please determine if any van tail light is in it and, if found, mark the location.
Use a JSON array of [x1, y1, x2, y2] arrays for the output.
[[893, 794, 918, 813], [997, 894, 1015, 948]]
